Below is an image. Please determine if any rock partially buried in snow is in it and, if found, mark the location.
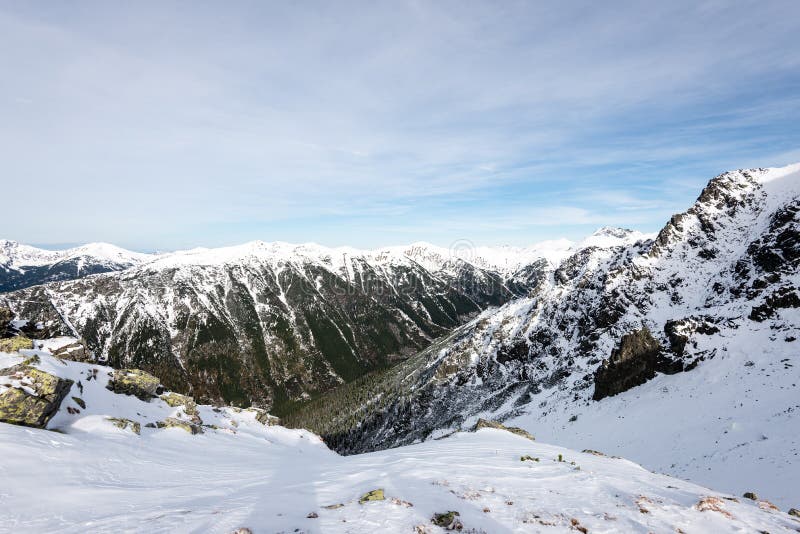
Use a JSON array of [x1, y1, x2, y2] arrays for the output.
[[0, 364, 73, 428], [0, 335, 34, 353], [51, 341, 93, 363], [156, 417, 204, 435], [245, 407, 280, 426], [474, 418, 535, 441], [359, 489, 385, 504], [431, 511, 462, 530], [107, 417, 141, 435], [788, 508, 800, 518], [106, 369, 162, 401], [160, 392, 202, 423], [743, 492, 759, 500]]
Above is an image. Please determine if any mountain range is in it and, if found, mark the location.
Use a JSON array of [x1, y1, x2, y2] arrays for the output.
[[1, 163, 798, 508], [0, 239, 576, 412]]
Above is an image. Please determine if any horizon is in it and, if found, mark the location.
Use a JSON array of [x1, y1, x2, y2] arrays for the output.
[[3, 1, 800, 250]]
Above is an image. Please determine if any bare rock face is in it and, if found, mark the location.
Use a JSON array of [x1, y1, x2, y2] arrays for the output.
[[593, 328, 662, 401], [0, 364, 74, 428]]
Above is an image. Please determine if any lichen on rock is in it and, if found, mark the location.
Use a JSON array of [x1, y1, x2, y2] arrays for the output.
[[107, 417, 141, 435], [156, 417, 204, 435], [245, 407, 280, 426], [0, 335, 34, 353], [359, 489, 385, 504], [0, 364, 73, 428], [106, 369, 162, 401], [431, 511, 462, 530], [160, 392, 198, 414]]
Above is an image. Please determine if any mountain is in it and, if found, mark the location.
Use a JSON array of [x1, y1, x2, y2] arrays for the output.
[[1, 347, 797, 532], [0, 240, 566, 412], [285, 164, 800, 507], [0, 240, 152, 292]]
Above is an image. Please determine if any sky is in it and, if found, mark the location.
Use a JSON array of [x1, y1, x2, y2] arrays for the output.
[[2, 0, 800, 251]]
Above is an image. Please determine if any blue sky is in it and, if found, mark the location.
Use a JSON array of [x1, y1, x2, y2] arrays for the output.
[[2, 1, 799, 251]]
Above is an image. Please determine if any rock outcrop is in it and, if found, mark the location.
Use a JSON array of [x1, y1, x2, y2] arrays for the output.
[[592, 328, 663, 401], [106, 369, 162, 400], [474, 418, 535, 441], [0, 364, 73, 428], [155, 417, 204, 435]]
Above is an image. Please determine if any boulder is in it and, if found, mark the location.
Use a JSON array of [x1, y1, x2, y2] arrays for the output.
[[431, 511, 462, 530], [160, 392, 202, 424], [160, 392, 198, 415], [107, 417, 141, 435], [52, 341, 93, 363], [156, 417, 204, 435], [245, 407, 280, 426], [359, 489, 385, 504], [0, 365, 73, 428], [788, 508, 799, 518], [0, 335, 34, 353], [474, 418, 535, 441], [106, 369, 162, 401], [593, 327, 662, 401]]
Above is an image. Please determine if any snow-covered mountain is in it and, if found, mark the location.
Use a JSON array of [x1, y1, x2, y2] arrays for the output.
[[0, 240, 565, 411], [1, 346, 797, 533], [0, 240, 152, 292], [286, 164, 800, 507]]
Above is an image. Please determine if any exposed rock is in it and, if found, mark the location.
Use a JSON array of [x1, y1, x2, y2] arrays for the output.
[[474, 418, 535, 441], [106, 369, 162, 401], [160, 392, 199, 415], [71, 396, 86, 409], [788, 508, 800, 517], [359, 489, 385, 504], [0, 365, 73, 428], [749, 286, 800, 321], [0, 335, 33, 353], [52, 341, 93, 363], [156, 417, 204, 435], [743, 491, 758, 500], [323, 503, 344, 510], [107, 417, 141, 435], [593, 327, 662, 401], [431, 511, 462, 530], [245, 407, 280, 426]]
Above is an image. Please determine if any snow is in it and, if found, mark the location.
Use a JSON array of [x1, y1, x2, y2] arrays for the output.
[[508, 316, 800, 510], [370, 162, 800, 510], [0, 240, 151, 271], [1, 351, 798, 533], [133, 238, 579, 277]]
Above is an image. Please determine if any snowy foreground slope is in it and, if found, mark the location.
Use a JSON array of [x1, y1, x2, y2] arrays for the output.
[[2, 350, 799, 533]]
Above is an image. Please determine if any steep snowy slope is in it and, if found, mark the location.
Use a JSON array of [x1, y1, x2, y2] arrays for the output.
[[1, 348, 797, 533], [286, 164, 800, 507], [0, 240, 152, 292], [1, 241, 562, 411]]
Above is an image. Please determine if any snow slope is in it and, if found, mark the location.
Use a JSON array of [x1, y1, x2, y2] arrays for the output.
[[1, 350, 797, 533]]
